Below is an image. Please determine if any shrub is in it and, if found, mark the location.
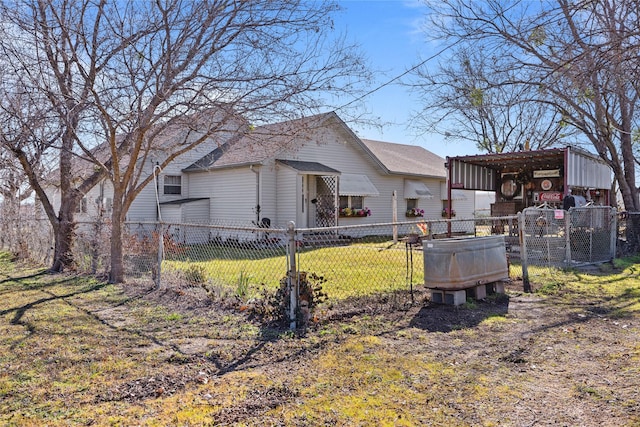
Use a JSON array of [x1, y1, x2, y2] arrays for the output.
[[253, 271, 328, 328], [183, 264, 207, 285]]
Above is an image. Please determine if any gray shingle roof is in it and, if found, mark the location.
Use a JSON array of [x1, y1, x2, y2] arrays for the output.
[[184, 113, 336, 171], [359, 139, 446, 178], [276, 160, 340, 174], [184, 112, 446, 180]]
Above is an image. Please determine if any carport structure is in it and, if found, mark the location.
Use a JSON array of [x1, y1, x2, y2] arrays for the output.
[[444, 146, 612, 219]]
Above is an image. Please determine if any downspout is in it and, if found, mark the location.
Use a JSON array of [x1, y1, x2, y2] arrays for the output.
[[99, 180, 105, 217], [153, 162, 162, 221], [563, 147, 569, 199], [250, 165, 260, 225]]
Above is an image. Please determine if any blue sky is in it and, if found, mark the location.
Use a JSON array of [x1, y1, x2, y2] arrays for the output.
[[332, 0, 480, 159]]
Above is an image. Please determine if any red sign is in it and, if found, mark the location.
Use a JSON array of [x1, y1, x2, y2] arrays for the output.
[[539, 192, 562, 201]]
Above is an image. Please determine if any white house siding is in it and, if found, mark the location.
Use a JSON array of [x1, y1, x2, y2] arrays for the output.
[[451, 189, 476, 234], [259, 161, 278, 227], [161, 205, 182, 223], [182, 200, 211, 244], [198, 167, 256, 225], [275, 165, 299, 227], [397, 178, 444, 221], [285, 127, 384, 225], [279, 126, 446, 225], [159, 204, 184, 243], [128, 183, 158, 221], [450, 190, 476, 219], [184, 199, 210, 224]]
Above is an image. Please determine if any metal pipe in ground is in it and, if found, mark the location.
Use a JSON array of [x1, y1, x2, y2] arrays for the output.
[[518, 212, 531, 293], [287, 221, 297, 330]]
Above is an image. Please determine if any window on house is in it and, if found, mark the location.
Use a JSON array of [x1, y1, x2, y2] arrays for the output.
[[75, 197, 88, 214], [442, 200, 456, 217], [339, 195, 363, 210], [406, 199, 418, 211], [164, 175, 182, 195]]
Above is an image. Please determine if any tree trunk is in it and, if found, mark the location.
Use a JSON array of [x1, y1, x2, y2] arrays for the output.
[[108, 196, 125, 283], [50, 216, 76, 272]]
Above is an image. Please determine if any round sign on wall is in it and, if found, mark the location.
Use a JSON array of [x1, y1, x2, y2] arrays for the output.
[[541, 179, 553, 191]]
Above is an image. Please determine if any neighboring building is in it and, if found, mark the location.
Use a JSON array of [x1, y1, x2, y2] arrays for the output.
[[446, 147, 612, 216]]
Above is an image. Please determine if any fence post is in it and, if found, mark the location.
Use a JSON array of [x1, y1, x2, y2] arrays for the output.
[[392, 190, 398, 243], [156, 222, 163, 289], [564, 210, 571, 268], [287, 221, 297, 330], [518, 212, 531, 292], [610, 208, 617, 260]]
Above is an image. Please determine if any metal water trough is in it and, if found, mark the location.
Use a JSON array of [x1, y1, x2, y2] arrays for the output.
[[423, 235, 509, 291]]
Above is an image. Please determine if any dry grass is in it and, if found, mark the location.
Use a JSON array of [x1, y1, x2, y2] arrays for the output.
[[1, 251, 639, 426]]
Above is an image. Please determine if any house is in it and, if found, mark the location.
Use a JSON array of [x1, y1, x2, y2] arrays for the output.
[[43, 111, 475, 238], [41, 108, 247, 223], [178, 112, 475, 230]]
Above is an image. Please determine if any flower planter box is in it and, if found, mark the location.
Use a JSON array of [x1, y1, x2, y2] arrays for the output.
[[339, 208, 371, 217]]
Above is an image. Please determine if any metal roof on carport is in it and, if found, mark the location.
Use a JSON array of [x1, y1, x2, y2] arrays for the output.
[[450, 148, 566, 171], [446, 148, 568, 191]]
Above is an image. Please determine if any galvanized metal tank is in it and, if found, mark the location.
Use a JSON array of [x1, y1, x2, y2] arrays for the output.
[[423, 235, 509, 290]]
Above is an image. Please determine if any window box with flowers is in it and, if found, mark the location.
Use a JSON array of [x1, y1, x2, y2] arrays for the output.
[[406, 208, 424, 218], [442, 208, 456, 218], [339, 207, 371, 217]]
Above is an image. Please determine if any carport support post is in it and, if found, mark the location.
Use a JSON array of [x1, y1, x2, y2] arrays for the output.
[[287, 221, 297, 330]]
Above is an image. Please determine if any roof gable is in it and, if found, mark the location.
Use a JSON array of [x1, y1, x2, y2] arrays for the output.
[[184, 112, 354, 171]]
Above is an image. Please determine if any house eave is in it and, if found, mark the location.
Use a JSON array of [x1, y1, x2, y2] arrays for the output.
[[386, 171, 446, 180], [182, 161, 264, 173]]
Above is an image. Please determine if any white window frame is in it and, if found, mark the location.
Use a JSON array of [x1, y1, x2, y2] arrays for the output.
[[75, 197, 88, 214], [339, 195, 364, 210], [164, 175, 182, 195]]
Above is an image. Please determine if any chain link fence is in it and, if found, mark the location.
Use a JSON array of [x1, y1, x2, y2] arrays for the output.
[[617, 211, 640, 256], [520, 206, 617, 268], [0, 209, 633, 326]]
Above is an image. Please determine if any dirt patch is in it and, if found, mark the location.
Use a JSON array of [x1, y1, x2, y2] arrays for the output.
[[88, 275, 640, 426], [2, 264, 639, 426]]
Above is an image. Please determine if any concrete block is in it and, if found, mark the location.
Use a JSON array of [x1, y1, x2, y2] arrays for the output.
[[445, 289, 467, 306], [429, 289, 468, 306], [429, 290, 444, 304], [494, 281, 506, 294], [474, 284, 487, 300]]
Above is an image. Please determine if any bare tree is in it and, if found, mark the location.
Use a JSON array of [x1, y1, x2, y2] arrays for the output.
[[423, 0, 640, 215], [0, 0, 115, 271], [411, 45, 574, 152], [0, 145, 32, 254], [1, 0, 372, 282]]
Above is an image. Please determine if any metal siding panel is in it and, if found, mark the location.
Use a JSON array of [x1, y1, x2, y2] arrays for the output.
[[449, 160, 494, 191], [567, 151, 612, 189]]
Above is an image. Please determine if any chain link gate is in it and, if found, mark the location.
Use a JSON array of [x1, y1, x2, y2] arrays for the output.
[[520, 206, 617, 285]]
